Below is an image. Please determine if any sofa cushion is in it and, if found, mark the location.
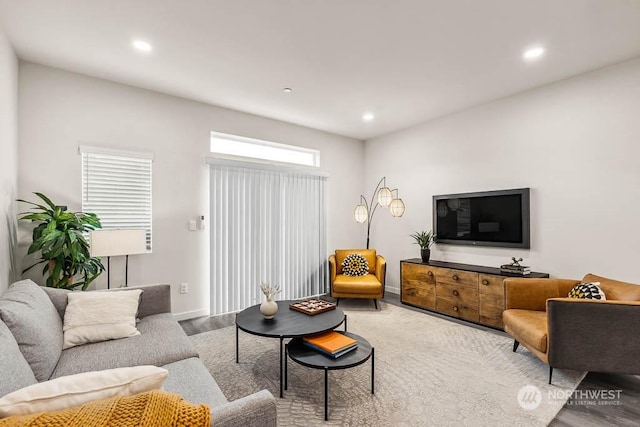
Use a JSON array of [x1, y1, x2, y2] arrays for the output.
[[332, 274, 382, 294], [0, 321, 37, 397], [568, 282, 606, 300], [502, 309, 548, 353], [335, 249, 376, 274], [583, 274, 640, 301], [51, 313, 198, 378], [162, 357, 228, 408], [41, 286, 70, 320], [63, 289, 142, 349], [341, 253, 369, 277], [0, 280, 63, 381], [0, 365, 168, 417]]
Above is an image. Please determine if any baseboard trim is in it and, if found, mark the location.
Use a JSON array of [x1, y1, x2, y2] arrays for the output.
[[386, 286, 399, 295], [173, 308, 210, 321]]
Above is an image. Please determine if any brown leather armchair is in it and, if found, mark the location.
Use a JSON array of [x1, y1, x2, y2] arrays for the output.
[[503, 274, 640, 384], [329, 249, 386, 309]]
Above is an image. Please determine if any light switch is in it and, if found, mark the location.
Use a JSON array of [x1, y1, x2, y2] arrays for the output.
[[188, 220, 197, 231]]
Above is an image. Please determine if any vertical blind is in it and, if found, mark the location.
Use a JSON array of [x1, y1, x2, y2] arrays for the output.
[[210, 161, 327, 315], [81, 149, 153, 251]]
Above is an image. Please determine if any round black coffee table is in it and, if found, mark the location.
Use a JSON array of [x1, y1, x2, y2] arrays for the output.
[[285, 331, 374, 421], [235, 300, 346, 398]]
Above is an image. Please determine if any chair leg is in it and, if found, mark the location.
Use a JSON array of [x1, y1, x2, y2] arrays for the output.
[[373, 299, 378, 309], [549, 366, 553, 385], [335, 298, 340, 306], [512, 340, 520, 352]]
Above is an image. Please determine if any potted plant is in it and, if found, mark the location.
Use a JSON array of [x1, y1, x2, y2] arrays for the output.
[[18, 192, 105, 290], [410, 230, 435, 263]]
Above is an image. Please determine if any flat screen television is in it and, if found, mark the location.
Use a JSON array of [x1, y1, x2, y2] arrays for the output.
[[433, 188, 530, 249]]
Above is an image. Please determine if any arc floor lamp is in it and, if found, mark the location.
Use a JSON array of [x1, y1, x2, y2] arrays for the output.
[[354, 177, 405, 249]]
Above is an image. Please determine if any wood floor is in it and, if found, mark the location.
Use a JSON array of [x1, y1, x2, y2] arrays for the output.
[[180, 293, 640, 426]]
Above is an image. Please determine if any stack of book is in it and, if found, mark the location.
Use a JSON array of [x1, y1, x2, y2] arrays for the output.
[[303, 331, 358, 359], [500, 264, 531, 275]]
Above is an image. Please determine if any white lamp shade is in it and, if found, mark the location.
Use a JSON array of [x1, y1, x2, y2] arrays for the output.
[[90, 229, 147, 257], [377, 187, 393, 207], [389, 198, 405, 217], [354, 205, 368, 223]]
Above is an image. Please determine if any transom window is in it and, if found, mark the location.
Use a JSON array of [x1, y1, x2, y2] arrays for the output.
[[210, 131, 320, 167]]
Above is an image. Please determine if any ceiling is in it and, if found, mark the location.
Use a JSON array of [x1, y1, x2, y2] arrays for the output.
[[1, 0, 640, 140]]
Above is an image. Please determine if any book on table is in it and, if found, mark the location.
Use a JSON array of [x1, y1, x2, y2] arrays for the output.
[[303, 341, 358, 359], [500, 264, 531, 275], [303, 331, 358, 358]]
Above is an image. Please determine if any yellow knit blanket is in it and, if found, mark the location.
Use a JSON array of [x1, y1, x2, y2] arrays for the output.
[[0, 390, 211, 427]]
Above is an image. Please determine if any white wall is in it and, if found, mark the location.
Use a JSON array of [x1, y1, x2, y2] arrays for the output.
[[365, 58, 640, 293], [0, 26, 18, 293], [18, 62, 364, 318]]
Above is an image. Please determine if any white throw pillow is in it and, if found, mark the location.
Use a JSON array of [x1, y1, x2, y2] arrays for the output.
[[63, 289, 143, 349], [0, 365, 167, 418]]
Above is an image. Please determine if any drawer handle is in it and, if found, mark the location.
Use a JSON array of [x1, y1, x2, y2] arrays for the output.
[[453, 306, 459, 311], [482, 279, 489, 285], [452, 275, 459, 281], [452, 290, 459, 297], [427, 271, 433, 276]]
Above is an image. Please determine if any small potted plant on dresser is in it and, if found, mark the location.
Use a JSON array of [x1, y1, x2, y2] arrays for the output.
[[410, 230, 435, 263]]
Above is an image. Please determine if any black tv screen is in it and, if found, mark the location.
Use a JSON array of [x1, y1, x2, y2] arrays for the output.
[[433, 188, 530, 249]]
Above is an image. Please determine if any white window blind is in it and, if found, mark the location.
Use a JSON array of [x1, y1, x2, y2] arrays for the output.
[[81, 148, 153, 251], [210, 161, 327, 315]]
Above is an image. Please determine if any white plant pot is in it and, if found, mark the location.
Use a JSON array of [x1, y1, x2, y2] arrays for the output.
[[260, 298, 278, 319]]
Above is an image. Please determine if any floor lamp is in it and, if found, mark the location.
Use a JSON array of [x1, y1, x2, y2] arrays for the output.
[[354, 177, 405, 249], [90, 229, 148, 289]]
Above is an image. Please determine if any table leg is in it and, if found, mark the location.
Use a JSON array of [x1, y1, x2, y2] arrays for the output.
[[324, 368, 329, 421], [371, 347, 375, 394], [344, 314, 348, 332], [285, 343, 288, 391], [235, 321, 239, 363], [280, 336, 284, 398]]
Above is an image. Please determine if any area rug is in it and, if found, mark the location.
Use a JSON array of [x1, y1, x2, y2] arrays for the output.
[[190, 301, 585, 426]]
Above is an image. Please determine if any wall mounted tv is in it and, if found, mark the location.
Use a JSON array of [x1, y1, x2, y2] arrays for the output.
[[433, 188, 530, 249]]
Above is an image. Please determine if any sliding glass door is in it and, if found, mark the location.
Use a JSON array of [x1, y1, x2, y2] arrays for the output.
[[209, 161, 327, 315]]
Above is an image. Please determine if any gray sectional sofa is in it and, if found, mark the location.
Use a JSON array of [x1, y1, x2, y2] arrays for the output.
[[0, 280, 277, 426]]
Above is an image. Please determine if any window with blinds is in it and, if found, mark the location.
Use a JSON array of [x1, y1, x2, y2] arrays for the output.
[[81, 148, 153, 251]]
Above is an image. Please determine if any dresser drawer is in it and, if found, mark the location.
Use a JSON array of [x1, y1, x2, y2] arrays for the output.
[[479, 303, 504, 329], [436, 268, 478, 288], [479, 292, 504, 307], [402, 281, 436, 310], [479, 274, 505, 297], [402, 263, 437, 285], [436, 282, 478, 303], [436, 297, 479, 322]]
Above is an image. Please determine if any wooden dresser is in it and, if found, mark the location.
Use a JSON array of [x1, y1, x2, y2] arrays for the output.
[[400, 259, 549, 329]]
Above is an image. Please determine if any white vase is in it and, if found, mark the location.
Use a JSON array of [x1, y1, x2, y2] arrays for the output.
[[260, 298, 278, 319]]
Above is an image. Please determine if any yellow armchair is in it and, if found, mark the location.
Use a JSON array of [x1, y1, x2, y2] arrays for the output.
[[329, 249, 386, 309]]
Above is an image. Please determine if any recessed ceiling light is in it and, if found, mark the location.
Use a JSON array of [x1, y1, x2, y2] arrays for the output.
[[132, 40, 152, 53], [283, 88, 292, 93], [362, 112, 375, 122], [522, 46, 545, 61]]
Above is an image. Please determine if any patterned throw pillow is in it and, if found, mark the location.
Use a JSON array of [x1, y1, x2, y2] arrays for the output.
[[568, 282, 606, 300], [341, 254, 369, 277]]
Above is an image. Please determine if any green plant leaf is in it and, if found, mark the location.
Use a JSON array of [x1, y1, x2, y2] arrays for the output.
[[17, 192, 106, 291], [33, 192, 58, 210]]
